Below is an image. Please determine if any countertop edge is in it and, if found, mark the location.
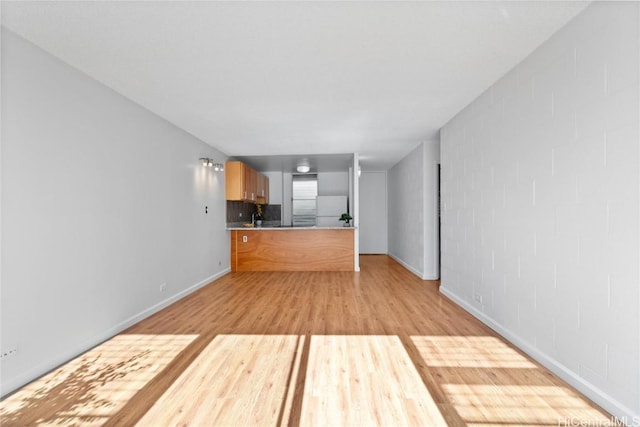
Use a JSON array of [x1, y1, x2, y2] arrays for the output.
[[226, 226, 357, 231]]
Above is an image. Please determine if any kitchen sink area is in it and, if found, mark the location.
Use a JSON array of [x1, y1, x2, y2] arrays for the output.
[[224, 157, 358, 272]]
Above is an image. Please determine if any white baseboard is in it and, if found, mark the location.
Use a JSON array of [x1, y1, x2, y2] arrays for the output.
[[388, 253, 423, 279], [387, 253, 440, 281], [122, 268, 230, 331], [1, 268, 230, 397], [439, 286, 639, 425]]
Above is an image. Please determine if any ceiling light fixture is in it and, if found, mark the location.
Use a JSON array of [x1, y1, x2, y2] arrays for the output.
[[297, 164, 310, 173]]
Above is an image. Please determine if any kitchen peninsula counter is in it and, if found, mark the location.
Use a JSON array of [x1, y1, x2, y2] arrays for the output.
[[228, 226, 355, 272]]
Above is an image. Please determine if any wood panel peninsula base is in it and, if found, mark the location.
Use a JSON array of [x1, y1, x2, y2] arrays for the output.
[[229, 228, 355, 272]]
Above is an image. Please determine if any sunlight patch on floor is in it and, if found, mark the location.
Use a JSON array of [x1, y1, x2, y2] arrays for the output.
[[135, 334, 300, 426], [0, 334, 197, 426], [302, 335, 447, 426], [411, 335, 537, 368], [443, 383, 612, 426]]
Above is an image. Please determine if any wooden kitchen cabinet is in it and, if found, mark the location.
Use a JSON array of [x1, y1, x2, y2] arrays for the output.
[[226, 161, 254, 202], [225, 161, 268, 204], [257, 173, 269, 205], [230, 228, 354, 272], [243, 164, 257, 202]]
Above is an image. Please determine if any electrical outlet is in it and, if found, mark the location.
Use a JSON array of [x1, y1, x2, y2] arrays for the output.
[[159, 283, 167, 292], [242, 236, 248, 243], [1, 347, 18, 359], [473, 293, 483, 304]]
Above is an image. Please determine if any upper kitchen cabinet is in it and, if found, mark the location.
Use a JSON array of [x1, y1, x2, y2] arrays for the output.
[[226, 161, 253, 202], [243, 163, 257, 202], [257, 173, 269, 205], [225, 161, 269, 204]]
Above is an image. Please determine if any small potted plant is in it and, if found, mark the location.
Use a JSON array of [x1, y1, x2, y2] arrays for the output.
[[339, 213, 352, 227]]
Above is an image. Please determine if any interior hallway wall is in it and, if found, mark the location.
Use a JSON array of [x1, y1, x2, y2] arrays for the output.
[[1, 29, 230, 396], [388, 141, 440, 279], [359, 171, 388, 254], [440, 2, 639, 420]]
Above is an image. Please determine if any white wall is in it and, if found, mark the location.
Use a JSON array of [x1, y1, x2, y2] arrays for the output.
[[318, 171, 349, 196], [359, 171, 388, 254], [387, 141, 440, 279], [282, 173, 293, 225], [0, 29, 230, 396], [423, 142, 440, 280], [263, 171, 283, 205], [440, 2, 639, 421], [351, 154, 360, 272]]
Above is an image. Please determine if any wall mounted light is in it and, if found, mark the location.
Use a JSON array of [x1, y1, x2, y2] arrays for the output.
[[200, 158, 224, 171]]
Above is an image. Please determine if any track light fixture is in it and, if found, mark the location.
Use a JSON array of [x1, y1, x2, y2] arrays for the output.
[[199, 158, 224, 171]]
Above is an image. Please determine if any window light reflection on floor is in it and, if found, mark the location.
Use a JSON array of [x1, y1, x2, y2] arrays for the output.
[[411, 335, 612, 426], [410, 335, 537, 368], [442, 384, 612, 426], [2, 333, 613, 426], [137, 334, 449, 426], [302, 335, 447, 426], [136, 334, 302, 426], [0, 334, 198, 426]]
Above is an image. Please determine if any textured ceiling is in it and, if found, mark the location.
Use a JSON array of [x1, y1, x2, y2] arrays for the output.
[[1, 1, 589, 171]]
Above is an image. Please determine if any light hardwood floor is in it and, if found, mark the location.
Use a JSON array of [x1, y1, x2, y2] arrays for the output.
[[1, 255, 612, 426]]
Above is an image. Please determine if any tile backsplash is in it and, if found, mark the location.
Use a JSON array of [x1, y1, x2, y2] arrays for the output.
[[226, 201, 281, 223], [261, 204, 281, 222]]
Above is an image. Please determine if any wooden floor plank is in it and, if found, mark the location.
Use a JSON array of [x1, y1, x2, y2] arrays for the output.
[[0, 255, 613, 426], [301, 335, 448, 426]]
